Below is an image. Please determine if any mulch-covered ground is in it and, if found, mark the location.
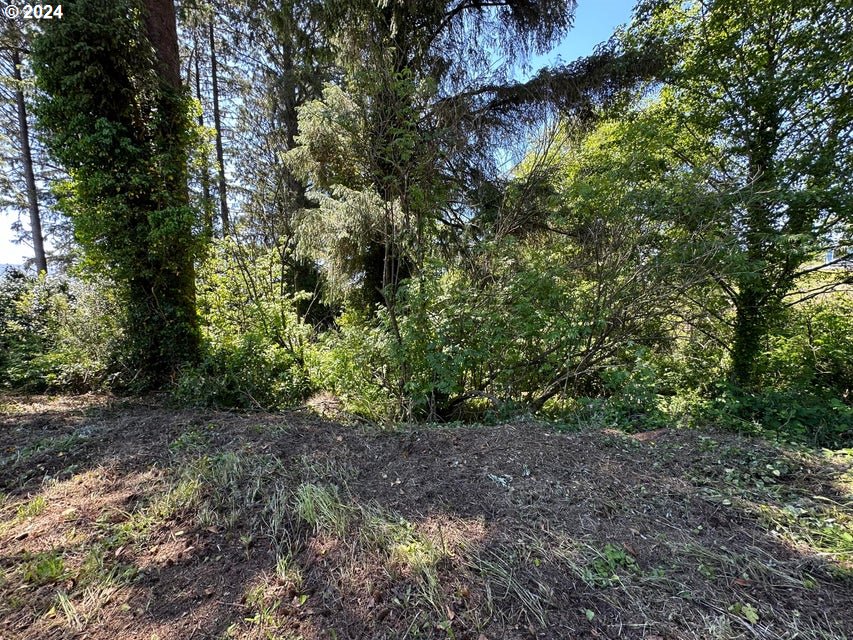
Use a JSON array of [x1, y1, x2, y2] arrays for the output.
[[1, 394, 851, 639]]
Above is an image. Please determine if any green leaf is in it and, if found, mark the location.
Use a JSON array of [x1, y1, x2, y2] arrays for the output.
[[742, 604, 759, 624]]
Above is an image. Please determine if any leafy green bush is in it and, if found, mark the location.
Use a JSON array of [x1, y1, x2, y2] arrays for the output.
[[174, 334, 310, 410], [760, 296, 853, 398], [176, 240, 314, 410], [305, 310, 398, 421], [0, 269, 122, 391], [305, 237, 674, 423], [695, 388, 853, 449], [696, 294, 853, 447]]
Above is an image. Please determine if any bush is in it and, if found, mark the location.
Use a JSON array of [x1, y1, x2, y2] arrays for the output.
[[0, 269, 122, 391], [174, 334, 311, 410], [305, 310, 398, 421], [177, 240, 314, 410], [760, 295, 853, 398], [696, 388, 853, 449]]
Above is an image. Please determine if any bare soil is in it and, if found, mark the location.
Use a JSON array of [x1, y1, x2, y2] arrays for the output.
[[1, 394, 851, 639]]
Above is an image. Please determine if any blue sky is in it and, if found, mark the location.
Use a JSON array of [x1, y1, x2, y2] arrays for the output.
[[524, 0, 637, 76], [0, 0, 637, 267]]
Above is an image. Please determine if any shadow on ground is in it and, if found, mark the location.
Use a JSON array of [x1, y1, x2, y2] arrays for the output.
[[1, 394, 851, 639]]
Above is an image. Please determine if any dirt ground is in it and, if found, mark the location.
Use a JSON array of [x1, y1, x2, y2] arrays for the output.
[[1, 394, 851, 639]]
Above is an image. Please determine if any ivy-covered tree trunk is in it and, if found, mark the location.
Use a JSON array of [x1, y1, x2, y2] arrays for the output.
[[138, 0, 200, 379], [730, 287, 768, 389], [32, 0, 200, 387]]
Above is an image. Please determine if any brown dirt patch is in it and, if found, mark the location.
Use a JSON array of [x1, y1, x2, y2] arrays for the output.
[[1, 395, 851, 639]]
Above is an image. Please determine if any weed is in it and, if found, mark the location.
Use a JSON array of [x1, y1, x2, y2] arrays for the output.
[[755, 502, 853, 569], [243, 583, 281, 631], [22, 551, 66, 585], [16, 494, 46, 520], [260, 481, 299, 554], [7, 433, 86, 466], [361, 509, 444, 576], [580, 543, 638, 587]]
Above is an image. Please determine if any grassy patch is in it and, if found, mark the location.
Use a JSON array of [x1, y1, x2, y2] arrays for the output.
[[16, 495, 47, 520], [21, 551, 66, 585], [293, 483, 351, 536]]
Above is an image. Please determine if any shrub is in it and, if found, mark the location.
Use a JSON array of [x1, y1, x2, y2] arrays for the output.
[[0, 269, 122, 391], [174, 334, 310, 410], [176, 240, 314, 409], [695, 388, 853, 449]]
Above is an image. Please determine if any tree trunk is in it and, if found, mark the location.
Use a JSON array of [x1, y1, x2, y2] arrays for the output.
[[209, 19, 230, 235], [193, 31, 214, 237], [730, 287, 766, 389], [139, 0, 200, 381], [141, 0, 182, 89], [11, 48, 47, 274]]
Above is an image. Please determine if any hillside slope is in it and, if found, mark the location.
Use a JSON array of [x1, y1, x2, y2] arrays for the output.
[[1, 396, 851, 639]]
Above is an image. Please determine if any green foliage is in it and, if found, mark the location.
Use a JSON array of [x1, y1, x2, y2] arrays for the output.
[[0, 270, 122, 391], [21, 551, 66, 585], [688, 387, 852, 449], [305, 226, 679, 422], [16, 495, 46, 520], [626, 0, 853, 387], [175, 335, 310, 410], [175, 239, 313, 409], [305, 310, 398, 420], [759, 296, 853, 397], [685, 294, 853, 447], [32, 0, 201, 386], [580, 543, 639, 587]]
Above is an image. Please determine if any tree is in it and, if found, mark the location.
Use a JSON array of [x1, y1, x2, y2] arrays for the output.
[[627, 0, 853, 388], [208, 17, 230, 235], [288, 1, 578, 309], [32, 0, 200, 386], [10, 46, 46, 273], [0, 24, 50, 273]]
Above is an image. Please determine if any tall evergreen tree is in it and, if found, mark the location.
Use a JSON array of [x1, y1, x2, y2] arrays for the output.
[[0, 23, 52, 272]]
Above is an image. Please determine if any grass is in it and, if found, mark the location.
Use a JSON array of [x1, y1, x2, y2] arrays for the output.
[[468, 549, 550, 627], [293, 483, 351, 536], [16, 495, 46, 520], [54, 590, 82, 631]]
